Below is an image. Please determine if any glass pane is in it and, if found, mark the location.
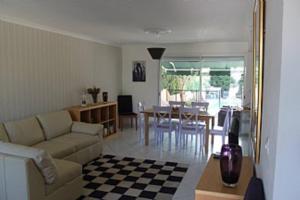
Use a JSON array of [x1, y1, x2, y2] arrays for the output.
[[160, 57, 245, 115]]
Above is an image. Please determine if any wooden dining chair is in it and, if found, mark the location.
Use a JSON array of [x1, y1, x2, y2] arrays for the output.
[[179, 107, 205, 153], [153, 106, 178, 147], [210, 108, 232, 145], [118, 95, 137, 131], [137, 101, 145, 142]]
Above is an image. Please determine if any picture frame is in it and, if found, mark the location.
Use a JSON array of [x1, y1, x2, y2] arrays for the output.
[[251, 0, 265, 164], [132, 61, 146, 82]]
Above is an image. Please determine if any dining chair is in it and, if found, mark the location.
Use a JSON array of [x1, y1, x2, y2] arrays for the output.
[[191, 101, 209, 112], [137, 101, 145, 143], [169, 101, 185, 108], [210, 108, 232, 145], [153, 106, 178, 147], [118, 95, 137, 131], [179, 107, 205, 153]]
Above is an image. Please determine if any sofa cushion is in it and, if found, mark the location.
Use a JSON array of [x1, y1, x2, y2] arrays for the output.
[[37, 111, 73, 140], [46, 159, 81, 195], [0, 141, 58, 184], [4, 118, 45, 146], [51, 133, 99, 151], [0, 124, 9, 142], [32, 140, 76, 159], [72, 122, 103, 136]]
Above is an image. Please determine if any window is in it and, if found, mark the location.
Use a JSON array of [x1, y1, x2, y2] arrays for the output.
[[160, 57, 245, 114]]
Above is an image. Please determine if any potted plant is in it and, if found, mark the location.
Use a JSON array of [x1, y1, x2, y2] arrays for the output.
[[87, 87, 100, 104]]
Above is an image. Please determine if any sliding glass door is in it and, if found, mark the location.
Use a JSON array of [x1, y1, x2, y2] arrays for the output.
[[160, 57, 245, 114]]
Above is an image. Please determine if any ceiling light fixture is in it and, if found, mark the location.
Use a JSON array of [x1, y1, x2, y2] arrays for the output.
[[147, 47, 166, 60], [144, 28, 172, 37], [144, 28, 171, 60]]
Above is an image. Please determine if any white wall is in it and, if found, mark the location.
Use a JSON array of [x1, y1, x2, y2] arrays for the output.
[[0, 19, 122, 122], [257, 0, 283, 199], [257, 0, 300, 199], [122, 42, 249, 110], [272, 0, 300, 199]]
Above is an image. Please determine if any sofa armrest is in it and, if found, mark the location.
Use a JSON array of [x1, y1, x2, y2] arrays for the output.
[[0, 154, 45, 200], [71, 122, 103, 137]]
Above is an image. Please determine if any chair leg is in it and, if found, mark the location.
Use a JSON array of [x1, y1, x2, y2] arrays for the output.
[[222, 135, 225, 145], [135, 116, 138, 131], [119, 117, 123, 131]]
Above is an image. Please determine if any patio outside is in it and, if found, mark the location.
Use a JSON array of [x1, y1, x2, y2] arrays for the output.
[[160, 57, 245, 115]]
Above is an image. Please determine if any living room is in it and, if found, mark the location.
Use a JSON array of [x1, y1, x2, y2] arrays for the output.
[[0, 1, 299, 200]]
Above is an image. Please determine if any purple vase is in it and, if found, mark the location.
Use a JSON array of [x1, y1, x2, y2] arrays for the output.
[[220, 144, 243, 187]]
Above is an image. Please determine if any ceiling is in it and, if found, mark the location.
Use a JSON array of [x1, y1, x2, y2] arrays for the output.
[[0, 0, 252, 45]]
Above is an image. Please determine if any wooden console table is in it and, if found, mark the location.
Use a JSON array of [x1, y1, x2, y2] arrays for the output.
[[67, 101, 118, 137], [195, 156, 253, 200]]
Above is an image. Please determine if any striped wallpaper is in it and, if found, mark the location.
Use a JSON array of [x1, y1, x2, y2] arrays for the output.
[[0, 19, 122, 122]]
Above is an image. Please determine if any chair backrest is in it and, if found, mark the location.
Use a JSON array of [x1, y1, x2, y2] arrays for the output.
[[118, 95, 133, 114], [153, 106, 172, 127], [244, 177, 265, 200], [222, 108, 232, 136], [179, 107, 200, 132], [137, 101, 144, 113], [191, 101, 209, 112], [169, 101, 185, 107]]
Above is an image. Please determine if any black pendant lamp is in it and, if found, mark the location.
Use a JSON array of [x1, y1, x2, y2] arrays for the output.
[[147, 47, 166, 60]]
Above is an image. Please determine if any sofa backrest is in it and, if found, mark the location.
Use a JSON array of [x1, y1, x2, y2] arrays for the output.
[[4, 118, 45, 146], [0, 124, 9, 142], [37, 111, 73, 140]]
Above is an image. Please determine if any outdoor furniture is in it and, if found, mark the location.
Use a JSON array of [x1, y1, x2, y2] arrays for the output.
[[191, 101, 209, 112], [142, 108, 215, 153], [118, 95, 137, 131], [169, 101, 185, 107]]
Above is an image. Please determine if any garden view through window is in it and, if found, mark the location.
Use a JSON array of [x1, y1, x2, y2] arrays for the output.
[[160, 57, 245, 115]]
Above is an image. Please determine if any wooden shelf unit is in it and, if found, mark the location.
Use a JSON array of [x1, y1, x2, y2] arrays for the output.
[[67, 101, 118, 137]]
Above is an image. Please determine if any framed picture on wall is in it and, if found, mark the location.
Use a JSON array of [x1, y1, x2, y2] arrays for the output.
[[132, 61, 146, 82]]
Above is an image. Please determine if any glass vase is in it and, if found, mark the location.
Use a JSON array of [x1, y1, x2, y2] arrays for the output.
[[220, 144, 243, 187]]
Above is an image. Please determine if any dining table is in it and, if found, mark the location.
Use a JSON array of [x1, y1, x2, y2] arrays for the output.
[[142, 108, 215, 154]]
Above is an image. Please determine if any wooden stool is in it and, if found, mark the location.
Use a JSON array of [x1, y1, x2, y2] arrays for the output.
[[119, 113, 137, 131]]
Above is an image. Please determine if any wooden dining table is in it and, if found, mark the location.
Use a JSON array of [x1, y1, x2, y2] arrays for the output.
[[142, 108, 215, 154]]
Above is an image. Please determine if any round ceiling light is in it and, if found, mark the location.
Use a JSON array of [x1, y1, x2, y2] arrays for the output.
[[144, 28, 172, 36]]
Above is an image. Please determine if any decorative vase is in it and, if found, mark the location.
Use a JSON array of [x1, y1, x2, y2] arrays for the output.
[[81, 94, 87, 107], [102, 92, 108, 102], [220, 144, 243, 187]]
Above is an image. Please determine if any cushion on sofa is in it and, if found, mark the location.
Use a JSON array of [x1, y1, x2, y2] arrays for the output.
[[37, 111, 73, 140], [46, 159, 81, 195], [51, 133, 99, 150], [0, 141, 57, 184], [32, 140, 76, 159], [0, 124, 9, 142], [72, 122, 103, 136], [4, 118, 45, 146]]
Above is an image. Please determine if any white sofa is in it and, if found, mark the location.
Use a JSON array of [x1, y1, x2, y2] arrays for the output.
[[0, 111, 103, 200]]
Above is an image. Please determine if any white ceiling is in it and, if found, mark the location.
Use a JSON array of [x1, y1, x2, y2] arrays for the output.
[[0, 0, 252, 45]]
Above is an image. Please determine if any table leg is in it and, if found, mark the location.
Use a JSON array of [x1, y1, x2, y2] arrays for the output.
[[211, 116, 215, 128], [144, 113, 149, 145], [205, 119, 209, 154]]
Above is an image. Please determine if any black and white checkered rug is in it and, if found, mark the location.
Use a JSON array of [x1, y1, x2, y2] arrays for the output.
[[77, 155, 188, 200]]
